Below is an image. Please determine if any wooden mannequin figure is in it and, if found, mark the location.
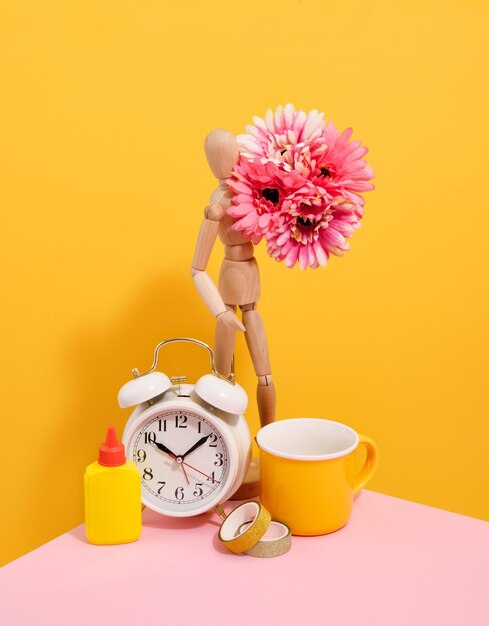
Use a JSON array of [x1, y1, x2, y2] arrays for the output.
[[191, 130, 276, 495]]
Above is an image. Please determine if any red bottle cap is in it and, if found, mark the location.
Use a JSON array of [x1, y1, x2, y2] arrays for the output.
[[98, 426, 126, 467]]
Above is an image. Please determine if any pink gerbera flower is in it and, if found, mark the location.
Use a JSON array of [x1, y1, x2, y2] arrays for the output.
[[228, 158, 306, 244], [227, 104, 374, 269]]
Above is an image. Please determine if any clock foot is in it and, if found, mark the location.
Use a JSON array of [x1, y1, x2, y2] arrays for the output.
[[229, 456, 260, 500]]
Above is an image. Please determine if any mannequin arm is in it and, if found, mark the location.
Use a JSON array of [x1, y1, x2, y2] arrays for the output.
[[191, 270, 225, 317], [191, 204, 245, 331], [191, 203, 222, 271]]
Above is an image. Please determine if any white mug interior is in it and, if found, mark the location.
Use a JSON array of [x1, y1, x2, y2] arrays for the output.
[[256, 418, 359, 461]]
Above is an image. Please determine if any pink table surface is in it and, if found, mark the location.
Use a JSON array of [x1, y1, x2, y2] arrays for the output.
[[1, 490, 488, 626]]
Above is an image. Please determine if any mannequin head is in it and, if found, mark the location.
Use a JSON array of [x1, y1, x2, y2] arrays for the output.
[[204, 129, 239, 180]]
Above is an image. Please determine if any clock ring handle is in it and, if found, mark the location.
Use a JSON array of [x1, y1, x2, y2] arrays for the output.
[[134, 336, 236, 384]]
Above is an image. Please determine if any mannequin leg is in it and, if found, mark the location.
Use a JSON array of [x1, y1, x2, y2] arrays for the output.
[[256, 375, 276, 427], [214, 304, 237, 377], [241, 304, 276, 426], [229, 303, 275, 499]]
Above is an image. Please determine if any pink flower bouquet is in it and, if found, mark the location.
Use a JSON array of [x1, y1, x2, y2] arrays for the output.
[[227, 104, 374, 270]]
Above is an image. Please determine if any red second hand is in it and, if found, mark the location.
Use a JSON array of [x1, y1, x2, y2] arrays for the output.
[[181, 459, 220, 484], [158, 448, 216, 485]]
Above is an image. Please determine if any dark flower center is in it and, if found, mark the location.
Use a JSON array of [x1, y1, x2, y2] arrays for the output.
[[297, 216, 314, 228], [320, 167, 331, 178], [261, 188, 279, 204]]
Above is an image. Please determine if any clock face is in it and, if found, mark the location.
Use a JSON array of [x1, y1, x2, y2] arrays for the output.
[[128, 407, 233, 515]]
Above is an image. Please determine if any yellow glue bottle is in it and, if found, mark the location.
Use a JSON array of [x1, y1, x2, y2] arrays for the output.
[[84, 426, 142, 545]]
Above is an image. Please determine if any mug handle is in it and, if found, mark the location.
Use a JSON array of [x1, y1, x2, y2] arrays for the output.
[[353, 434, 379, 494]]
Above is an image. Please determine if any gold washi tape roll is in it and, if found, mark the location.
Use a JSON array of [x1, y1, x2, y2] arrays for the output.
[[239, 521, 292, 558], [218, 502, 271, 554]]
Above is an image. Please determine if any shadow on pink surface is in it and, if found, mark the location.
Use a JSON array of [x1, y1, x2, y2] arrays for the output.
[[69, 505, 221, 546]]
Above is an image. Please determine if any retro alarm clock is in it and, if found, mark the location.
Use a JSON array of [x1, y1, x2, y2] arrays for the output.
[[118, 337, 252, 517]]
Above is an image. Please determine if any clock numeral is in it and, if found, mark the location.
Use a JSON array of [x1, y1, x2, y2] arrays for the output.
[[193, 483, 204, 497], [136, 449, 147, 463], [197, 421, 202, 434], [208, 433, 218, 447], [214, 453, 224, 467], [175, 486, 184, 501], [157, 481, 166, 494], [144, 432, 156, 444], [206, 471, 216, 483], [158, 419, 167, 432], [143, 468, 153, 480], [175, 415, 188, 429]]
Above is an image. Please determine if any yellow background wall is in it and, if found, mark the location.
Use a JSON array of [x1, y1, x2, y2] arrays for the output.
[[1, 0, 488, 566]]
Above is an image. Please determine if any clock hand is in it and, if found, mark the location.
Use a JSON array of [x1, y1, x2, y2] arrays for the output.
[[180, 459, 220, 484], [153, 441, 178, 459], [180, 434, 211, 460], [153, 441, 190, 485], [153, 440, 217, 484], [181, 462, 190, 486]]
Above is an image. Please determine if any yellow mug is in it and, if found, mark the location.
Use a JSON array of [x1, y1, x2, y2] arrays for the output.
[[257, 418, 379, 536]]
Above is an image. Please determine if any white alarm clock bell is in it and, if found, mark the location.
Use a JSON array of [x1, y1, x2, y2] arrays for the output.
[[118, 337, 252, 517]]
